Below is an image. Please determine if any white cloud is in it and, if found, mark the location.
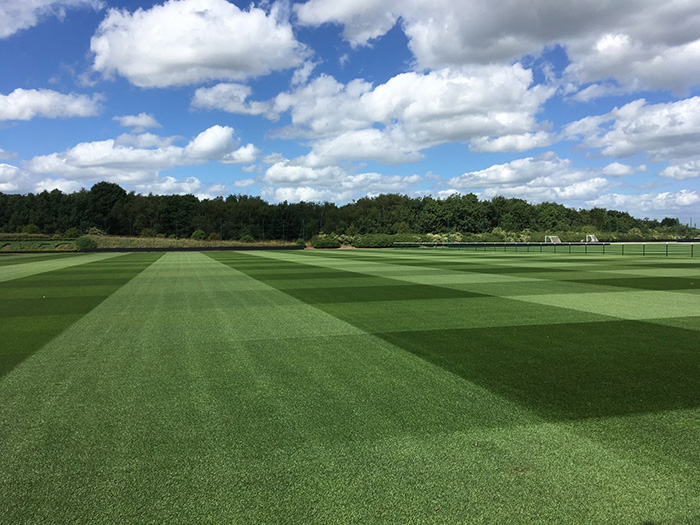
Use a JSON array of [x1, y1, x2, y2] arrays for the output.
[[0, 163, 29, 192], [34, 178, 85, 193], [0, 148, 17, 160], [190, 83, 275, 119], [565, 97, 700, 161], [295, 0, 399, 47], [0, 88, 102, 120], [0, 163, 86, 194], [261, 159, 422, 203], [295, 0, 700, 93], [291, 61, 319, 87], [660, 160, 700, 180], [132, 175, 202, 196], [602, 162, 646, 177], [234, 178, 257, 188], [588, 190, 700, 217], [469, 132, 553, 153], [91, 0, 308, 87], [0, 0, 103, 39], [113, 112, 161, 129], [222, 144, 260, 165], [115, 132, 179, 149], [24, 125, 257, 186], [272, 65, 553, 165], [449, 152, 610, 204], [184, 125, 238, 160]]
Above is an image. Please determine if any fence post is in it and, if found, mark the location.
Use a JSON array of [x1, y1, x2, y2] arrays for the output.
[[643, 244, 645, 256], [622, 244, 625, 255], [603, 244, 605, 255], [666, 243, 669, 257], [692, 244, 695, 258]]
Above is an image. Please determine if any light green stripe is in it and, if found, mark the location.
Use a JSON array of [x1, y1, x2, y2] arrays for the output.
[[0, 252, 124, 283]]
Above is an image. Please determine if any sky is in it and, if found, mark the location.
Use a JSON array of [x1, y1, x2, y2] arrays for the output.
[[1, 0, 700, 221]]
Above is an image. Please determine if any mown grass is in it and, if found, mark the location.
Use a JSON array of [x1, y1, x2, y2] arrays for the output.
[[2, 250, 700, 524], [0, 253, 161, 377]]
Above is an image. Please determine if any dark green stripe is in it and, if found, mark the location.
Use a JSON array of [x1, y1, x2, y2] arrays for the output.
[[208, 251, 700, 421], [0, 253, 163, 378]]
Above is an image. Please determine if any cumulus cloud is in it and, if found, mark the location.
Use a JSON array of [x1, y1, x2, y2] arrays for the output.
[[0, 88, 102, 120], [222, 144, 260, 165], [191, 83, 275, 119], [588, 190, 700, 217], [113, 112, 161, 130], [0, 163, 29, 192], [449, 152, 610, 204], [268, 65, 554, 165], [34, 178, 85, 193], [565, 97, 700, 161], [295, 0, 700, 93], [660, 160, 700, 180], [24, 125, 257, 185], [0, 0, 103, 39], [261, 159, 422, 203], [0, 163, 86, 194], [91, 0, 308, 87], [602, 162, 646, 177]]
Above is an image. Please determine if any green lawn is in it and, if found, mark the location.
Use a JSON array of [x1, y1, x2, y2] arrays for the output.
[[1, 250, 699, 524]]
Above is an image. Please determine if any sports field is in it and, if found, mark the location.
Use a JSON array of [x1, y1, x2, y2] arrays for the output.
[[1, 249, 699, 523]]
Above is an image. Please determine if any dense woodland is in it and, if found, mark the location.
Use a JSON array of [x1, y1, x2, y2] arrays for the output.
[[0, 181, 696, 241]]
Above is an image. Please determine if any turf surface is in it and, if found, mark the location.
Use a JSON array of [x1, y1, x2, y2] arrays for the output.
[[1, 250, 699, 523]]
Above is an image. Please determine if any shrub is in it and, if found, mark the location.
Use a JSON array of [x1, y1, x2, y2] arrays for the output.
[[64, 227, 81, 238], [351, 234, 394, 248], [86, 227, 106, 236], [140, 228, 156, 237], [296, 238, 306, 246], [75, 236, 97, 251], [240, 234, 255, 243], [22, 224, 41, 234], [190, 229, 206, 240], [208, 232, 222, 241], [311, 234, 341, 249]]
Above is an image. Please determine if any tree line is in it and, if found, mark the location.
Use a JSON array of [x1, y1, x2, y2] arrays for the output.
[[0, 181, 695, 240]]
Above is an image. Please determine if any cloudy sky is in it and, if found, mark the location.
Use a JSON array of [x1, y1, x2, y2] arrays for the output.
[[1, 0, 700, 220]]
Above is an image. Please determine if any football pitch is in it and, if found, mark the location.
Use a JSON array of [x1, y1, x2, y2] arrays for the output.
[[1, 249, 699, 523]]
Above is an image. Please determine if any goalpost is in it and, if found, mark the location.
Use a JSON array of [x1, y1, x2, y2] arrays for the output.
[[544, 235, 562, 243], [585, 234, 599, 243]]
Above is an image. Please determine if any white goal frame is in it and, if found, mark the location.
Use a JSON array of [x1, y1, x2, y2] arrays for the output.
[[544, 235, 562, 243], [585, 234, 599, 243]]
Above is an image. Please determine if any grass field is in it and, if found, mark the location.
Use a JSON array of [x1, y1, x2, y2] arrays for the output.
[[1, 249, 699, 524]]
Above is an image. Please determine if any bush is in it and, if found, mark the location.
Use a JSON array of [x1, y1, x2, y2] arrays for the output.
[[64, 227, 81, 238], [140, 228, 156, 237], [22, 224, 41, 234], [208, 232, 222, 241], [311, 234, 341, 249], [351, 234, 395, 248], [240, 234, 255, 243], [296, 238, 306, 246], [86, 227, 106, 236], [190, 229, 206, 240], [75, 236, 97, 251]]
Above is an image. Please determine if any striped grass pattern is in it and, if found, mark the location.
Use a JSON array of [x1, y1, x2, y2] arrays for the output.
[[1, 250, 699, 523]]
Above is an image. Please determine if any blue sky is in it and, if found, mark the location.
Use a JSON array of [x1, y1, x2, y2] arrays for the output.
[[1, 0, 700, 221]]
